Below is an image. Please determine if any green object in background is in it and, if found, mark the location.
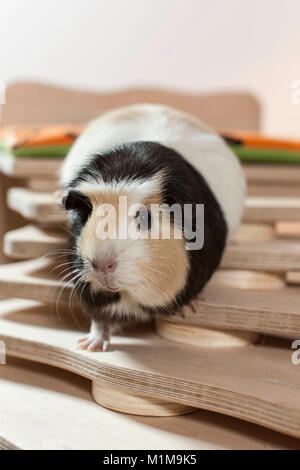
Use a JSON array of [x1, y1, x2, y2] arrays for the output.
[[230, 144, 300, 164], [0, 142, 71, 158], [13, 144, 71, 158], [2, 139, 300, 163]]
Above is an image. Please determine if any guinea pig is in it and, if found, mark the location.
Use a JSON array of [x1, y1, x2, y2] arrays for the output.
[[60, 104, 245, 351]]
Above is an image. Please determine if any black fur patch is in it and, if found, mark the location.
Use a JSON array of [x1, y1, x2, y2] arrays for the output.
[[65, 142, 227, 320]]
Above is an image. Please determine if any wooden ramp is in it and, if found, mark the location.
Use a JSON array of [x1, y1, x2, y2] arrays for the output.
[[1, 298, 300, 439], [5, 357, 298, 450], [0, 258, 299, 339]]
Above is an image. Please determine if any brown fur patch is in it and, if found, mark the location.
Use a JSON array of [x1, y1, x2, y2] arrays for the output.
[[136, 215, 188, 307], [79, 184, 188, 308]]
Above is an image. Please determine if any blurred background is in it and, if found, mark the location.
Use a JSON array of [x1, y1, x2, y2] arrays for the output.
[[0, 0, 299, 136]]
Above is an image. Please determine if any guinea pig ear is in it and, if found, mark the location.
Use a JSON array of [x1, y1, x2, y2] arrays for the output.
[[62, 190, 92, 214]]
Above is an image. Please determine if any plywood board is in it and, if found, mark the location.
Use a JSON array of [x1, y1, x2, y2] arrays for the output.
[[275, 222, 300, 239], [3, 82, 260, 131], [244, 197, 300, 223], [3, 357, 300, 450], [0, 258, 300, 339], [7, 187, 65, 223], [26, 177, 59, 192], [0, 153, 61, 178], [1, 298, 300, 438], [0, 258, 75, 307], [4, 225, 67, 260], [247, 185, 300, 198], [244, 165, 300, 186], [174, 281, 300, 338], [222, 239, 300, 272], [286, 272, 300, 286]]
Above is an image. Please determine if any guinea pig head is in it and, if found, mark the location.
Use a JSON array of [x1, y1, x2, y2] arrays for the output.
[[64, 177, 189, 309]]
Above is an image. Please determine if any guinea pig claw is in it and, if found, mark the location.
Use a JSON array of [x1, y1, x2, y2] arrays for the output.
[[77, 334, 110, 352], [77, 321, 111, 352], [189, 300, 197, 313]]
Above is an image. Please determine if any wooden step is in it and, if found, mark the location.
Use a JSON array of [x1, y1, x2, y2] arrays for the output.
[[286, 272, 300, 286], [8, 188, 300, 224], [0, 258, 75, 307], [4, 225, 67, 259], [26, 177, 59, 193], [247, 185, 300, 198], [158, 280, 300, 339], [275, 222, 300, 239], [7, 188, 66, 223], [0, 258, 300, 339], [244, 165, 300, 186], [0, 153, 61, 178], [5, 224, 300, 273], [245, 197, 300, 223], [1, 298, 300, 438], [5, 357, 296, 449], [222, 239, 300, 272]]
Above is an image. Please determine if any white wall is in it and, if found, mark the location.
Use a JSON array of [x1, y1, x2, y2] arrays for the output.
[[0, 0, 299, 136]]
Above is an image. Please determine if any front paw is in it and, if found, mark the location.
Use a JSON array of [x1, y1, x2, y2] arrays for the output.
[[77, 334, 110, 352]]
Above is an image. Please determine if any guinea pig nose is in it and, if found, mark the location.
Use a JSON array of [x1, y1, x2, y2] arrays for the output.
[[92, 258, 117, 273], [103, 258, 118, 273]]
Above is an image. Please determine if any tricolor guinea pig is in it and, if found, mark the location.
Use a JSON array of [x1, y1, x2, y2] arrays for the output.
[[60, 104, 245, 351]]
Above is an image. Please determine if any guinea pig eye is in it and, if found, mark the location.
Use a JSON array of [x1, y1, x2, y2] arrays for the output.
[[136, 207, 151, 231], [62, 190, 92, 222]]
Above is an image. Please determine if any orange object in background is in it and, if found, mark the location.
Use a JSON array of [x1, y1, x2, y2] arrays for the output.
[[220, 129, 300, 151], [0, 124, 84, 150]]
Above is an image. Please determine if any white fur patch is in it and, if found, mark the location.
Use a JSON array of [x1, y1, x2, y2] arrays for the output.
[[60, 104, 245, 238]]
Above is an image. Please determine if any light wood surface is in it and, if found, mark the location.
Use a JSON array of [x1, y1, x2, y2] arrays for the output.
[[0, 258, 75, 307], [7, 188, 65, 223], [275, 222, 300, 239], [0, 174, 24, 263], [4, 225, 66, 260], [2, 357, 299, 450], [1, 298, 300, 438], [248, 185, 300, 198], [212, 270, 285, 290], [173, 281, 300, 338], [0, 154, 61, 178], [244, 165, 300, 186], [233, 223, 274, 243], [156, 320, 259, 347], [222, 239, 300, 272], [286, 271, 300, 286], [92, 382, 196, 416], [244, 197, 300, 223], [26, 177, 59, 192], [1, 258, 300, 338], [2, 82, 260, 131]]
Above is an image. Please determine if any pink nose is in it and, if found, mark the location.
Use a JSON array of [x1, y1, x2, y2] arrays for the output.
[[92, 258, 117, 274]]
